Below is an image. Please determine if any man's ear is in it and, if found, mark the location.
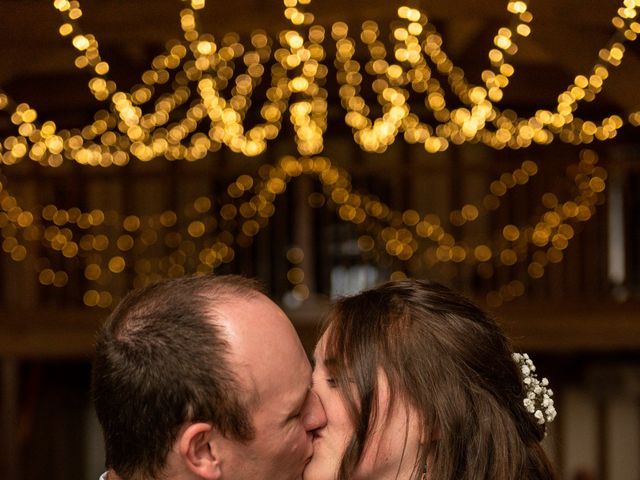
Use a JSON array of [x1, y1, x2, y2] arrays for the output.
[[177, 423, 222, 480]]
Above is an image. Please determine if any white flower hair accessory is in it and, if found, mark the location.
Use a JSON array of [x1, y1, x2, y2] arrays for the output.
[[512, 352, 557, 426]]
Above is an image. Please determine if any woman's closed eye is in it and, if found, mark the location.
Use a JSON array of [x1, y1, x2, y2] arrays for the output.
[[310, 375, 337, 389]]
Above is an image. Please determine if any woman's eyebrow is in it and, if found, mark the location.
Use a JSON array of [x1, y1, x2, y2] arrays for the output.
[[320, 358, 339, 373], [324, 357, 337, 367], [311, 354, 337, 369]]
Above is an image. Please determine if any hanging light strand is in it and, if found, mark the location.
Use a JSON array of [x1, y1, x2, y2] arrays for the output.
[[0, 0, 638, 168], [0, 145, 605, 308]]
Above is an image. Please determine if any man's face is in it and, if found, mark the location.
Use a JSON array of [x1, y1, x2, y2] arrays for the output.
[[215, 294, 327, 480]]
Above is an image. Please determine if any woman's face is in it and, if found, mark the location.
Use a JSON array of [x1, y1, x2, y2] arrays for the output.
[[303, 331, 423, 480]]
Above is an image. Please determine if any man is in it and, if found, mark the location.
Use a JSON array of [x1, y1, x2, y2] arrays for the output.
[[93, 274, 326, 480]]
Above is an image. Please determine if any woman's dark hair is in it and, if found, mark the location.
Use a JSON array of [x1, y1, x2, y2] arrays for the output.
[[92, 274, 261, 480], [322, 279, 557, 480]]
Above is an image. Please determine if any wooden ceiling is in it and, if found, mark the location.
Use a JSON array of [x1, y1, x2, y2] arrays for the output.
[[1, 1, 640, 356], [1, 0, 639, 117]]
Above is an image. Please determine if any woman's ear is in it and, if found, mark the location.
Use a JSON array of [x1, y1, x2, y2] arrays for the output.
[[177, 423, 222, 479], [420, 420, 442, 444], [429, 422, 442, 441]]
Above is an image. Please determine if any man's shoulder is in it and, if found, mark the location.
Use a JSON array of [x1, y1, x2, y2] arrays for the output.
[[99, 473, 108, 480]]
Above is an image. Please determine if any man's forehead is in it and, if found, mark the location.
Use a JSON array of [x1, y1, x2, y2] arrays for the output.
[[218, 297, 295, 346], [214, 292, 285, 326], [212, 294, 309, 392]]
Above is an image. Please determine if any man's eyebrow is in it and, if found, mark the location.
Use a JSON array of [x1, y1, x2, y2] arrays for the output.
[[286, 385, 310, 420]]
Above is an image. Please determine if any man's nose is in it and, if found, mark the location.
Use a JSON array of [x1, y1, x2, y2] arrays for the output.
[[302, 390, 327, 431]]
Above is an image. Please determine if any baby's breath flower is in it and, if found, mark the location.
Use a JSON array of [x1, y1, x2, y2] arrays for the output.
[[512, 352, 557, 428]]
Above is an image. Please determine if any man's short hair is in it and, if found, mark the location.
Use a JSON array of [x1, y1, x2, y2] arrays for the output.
[[92, 274, 262, 480]]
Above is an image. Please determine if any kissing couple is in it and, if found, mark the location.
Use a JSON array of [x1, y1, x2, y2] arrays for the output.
[[94, 274, 556, 480]]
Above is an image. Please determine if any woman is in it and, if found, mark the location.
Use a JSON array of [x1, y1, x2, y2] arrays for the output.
[[304, 279, 557, 480]]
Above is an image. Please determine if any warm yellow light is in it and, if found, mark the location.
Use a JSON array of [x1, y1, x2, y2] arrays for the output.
[[72, 35, 90, 51], [54, 0, 71, 12]]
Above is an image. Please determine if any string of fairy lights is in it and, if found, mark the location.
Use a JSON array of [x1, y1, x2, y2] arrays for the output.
[[0, 146, 607, 308], [1, 0, 639, 165], [0, 0, 634, 307]]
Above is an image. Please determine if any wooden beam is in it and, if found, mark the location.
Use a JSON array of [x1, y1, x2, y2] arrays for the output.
[[1, 0, 634, 111], [292, 298, 640, 353], [0, 0, 626, 50], [496, 300, 640, 353], [0, 310, 104, 359], [1, 299, 639, 359]]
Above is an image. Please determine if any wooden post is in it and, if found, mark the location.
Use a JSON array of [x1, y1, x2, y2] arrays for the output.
[[1, 357, 18, 480]]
